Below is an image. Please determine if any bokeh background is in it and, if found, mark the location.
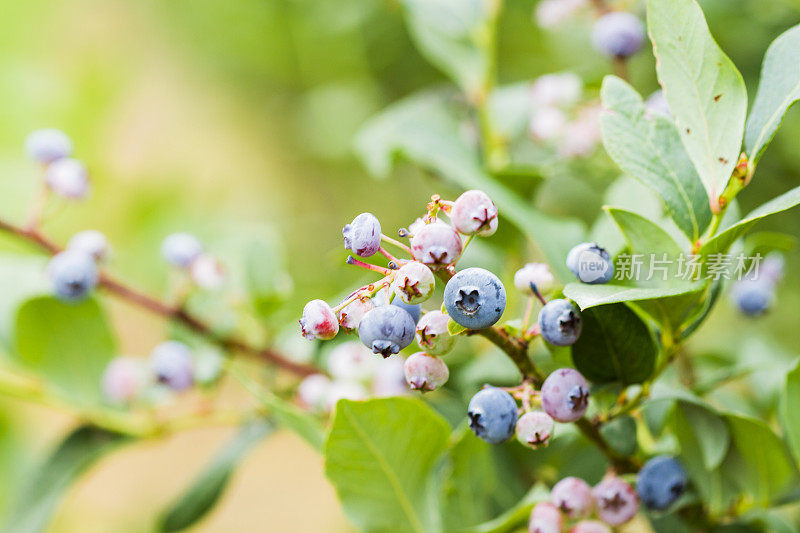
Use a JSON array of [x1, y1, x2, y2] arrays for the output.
[[0, 0, 799, 531]]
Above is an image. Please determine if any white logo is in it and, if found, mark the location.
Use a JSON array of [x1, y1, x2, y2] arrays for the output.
[[577, 250, 610, 283]]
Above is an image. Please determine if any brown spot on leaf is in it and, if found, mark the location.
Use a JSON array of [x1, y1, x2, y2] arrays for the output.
[[714, 94, 722, 102], [686, 128, 691, 134], [718, 157, 728, 164]]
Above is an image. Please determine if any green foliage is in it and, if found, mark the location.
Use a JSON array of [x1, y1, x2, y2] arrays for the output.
[[570, 303, 656, 385], [745, 24, 800, 165], [158, 420, 274, 532], [14, 296, 115, 405], [4, 426, 127, 533], [647, 0, 748, 203], [325, 398, 450, 533], [600, 76, 711, 241]]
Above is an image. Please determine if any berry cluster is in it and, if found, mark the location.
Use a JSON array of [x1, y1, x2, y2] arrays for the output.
[[101, 340, 222, 405], [529, 456, 688, 532], [298, 190, 622, 450]]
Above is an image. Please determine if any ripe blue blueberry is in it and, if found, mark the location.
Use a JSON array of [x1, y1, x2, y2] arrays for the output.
[[45, 158, 89, 199], [343, 212, 381, 258], [593, 476, 639, 526], [730, 278, 773, 316], [68, 230, 109, 262], [551, 476, 594, 518], [48, 250, 99, 302], [591, 12, 645, 58], [566, 242, 614, 284], [150, 340, 194, 391], [541, 368, 590, 423], [538, 299, 582, 346], [637, 456, 688, 510], [444, 267, 506, 330], [373, 291, 421, 323], [25, 128, 73, 164], [161, 232, 203, 268], [404, 352, 449, 391], [358, 304, 416, 357], [467, 387, 518, 444]]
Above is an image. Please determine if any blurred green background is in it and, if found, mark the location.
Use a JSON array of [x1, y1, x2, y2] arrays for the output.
[[0, 0, 799, 531]]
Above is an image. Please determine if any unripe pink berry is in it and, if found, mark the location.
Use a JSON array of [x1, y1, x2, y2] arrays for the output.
[[410, 222, 463, 269], [404, 352, 449, 392], [102, 356, 145, 404], [391, 261, 435, 304], [46, 158, 89, 199], [300, 299, 339, 340], [450, 190, 499, 236], [190, 254, 226, 289], [297, 373, 332, 411], [551, 477, 594, 518], [337, 296, 375, 333], [328, 341, 377, 382], [67, 230, 109, 262], [528, 501, 563, 533], [415, 310, 455, 355], [593, 476, 638, 526], [514, 263, 555, 295], [516, 411, 555, 448]]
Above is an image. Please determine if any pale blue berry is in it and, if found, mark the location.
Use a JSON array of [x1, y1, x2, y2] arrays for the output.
[[593, 476, 639, 526], [358, 305, 416, 357], [467, 387, 518, 444], [150, 341, 194, 391], [541, 368, 589, 423], [25, 128, 73, 164], [161, 232, 203, 268], [592, 12, 645, 58], [637, 456, 688, 510], [444, 267, 506, 330], [551, 476, 594, 518], [343, 213, 381, 258], [45, 158, 89, 199], [566, 242, 614, 284], [48, 250, 99, 302], [538, 299, 582, 346]]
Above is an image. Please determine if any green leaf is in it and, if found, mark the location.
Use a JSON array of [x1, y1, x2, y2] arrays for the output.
[[564, 283, 705, 311], [0, 255, 50, 351], [647, 0, 748, 204], [230, 368, 324, 451], [440, 427, 498, 530], [723, 413, 800, 507], [461, 483, 550, 533], [447, 318, 468, 336], [325, 398, 450, 533], [14, 297, 116, 405], [244, 233, 292, 318], [4, 426, 127, 533], [600, 76, 711, 240], [780, 358, 800, 464], [599, 415, 638, 457], [355, 90, 585, 281], [159, 420, 274, 532], [699, 184, 800, 256], [400, 0, 493, 97], [745, 24, 800, 165], [604, 207, 683, 258], [570, 303, 656, 385]]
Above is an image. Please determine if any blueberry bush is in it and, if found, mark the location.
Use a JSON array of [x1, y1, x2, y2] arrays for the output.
[[3, 0, 800, 531]]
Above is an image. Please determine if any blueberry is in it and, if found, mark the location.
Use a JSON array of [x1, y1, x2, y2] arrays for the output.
[[67, 230, 109, 262], [593, 476, 639, 526], [101, 356, 144, 404], [541, 368, 590, 423], [372, 291, 422, 324], [48, 250, 99, 302], [327, 341, 377, 382], [358, 304, 416, 357], [538, 299, 582, 346], [343, 212, 381, 258], [189, 254, 226, 289], [444, 267, 506, 330], [25, 128, 73, 164], [450, 190, 499, 236], [551, 477, 594, 518], [592, 12, 645, 58], [637, 456, 688, 510], [391, 261, 435, 304], [410, 220, 463, 269], [569, 520, 612, 533], [415, 310, 455, 355], [337, 295, 375, 333], [514, 263, 555, 296], [150, 341, 194, 391], [528, 502, 563, 533], [730, 278, 773, 316], [300, 299, 340, 340], [404, 352, 449, 392], [372, 354, 409, 398], [297, 373, 332, 411], [467, 387, 519, 444], [515, 410, 555, 449], [566, 242, 614, 284], [161, 232, 203, 268], [45, 158, 89, 199]]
